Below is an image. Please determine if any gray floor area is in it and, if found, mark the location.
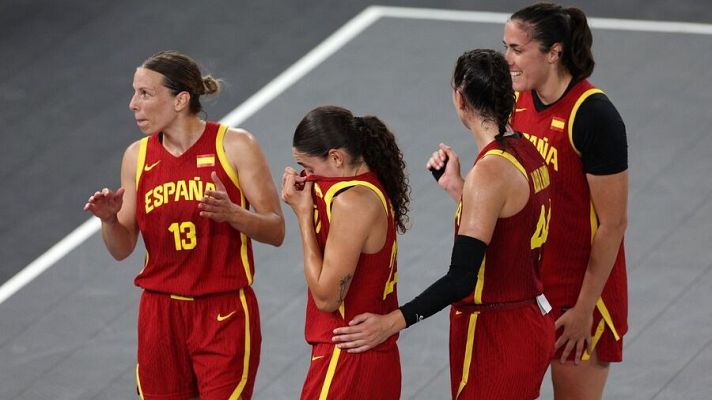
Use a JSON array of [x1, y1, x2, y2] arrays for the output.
[[2, 2, 712, 400]]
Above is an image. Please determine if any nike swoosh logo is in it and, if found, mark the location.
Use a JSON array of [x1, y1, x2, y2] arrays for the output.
[[455, 310, 462, 315], [311, 355, 325, 361], [515, 108, 527, 112], [217, 310, 237, 322], [144, 160, 160, 171]]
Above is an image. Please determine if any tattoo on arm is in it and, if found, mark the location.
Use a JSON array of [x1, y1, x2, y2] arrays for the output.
[[337, 274, 353, 305]]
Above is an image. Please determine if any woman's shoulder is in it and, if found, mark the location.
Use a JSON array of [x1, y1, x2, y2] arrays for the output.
[[223, 126, 256, 144], [331, 184, 384, 219], [221, 126, 265, 157], [470, 154, 512, 184]]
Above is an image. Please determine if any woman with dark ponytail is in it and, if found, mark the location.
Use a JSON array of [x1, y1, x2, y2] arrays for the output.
[[84, 50, 285, 399], [333, 49, 556, 399], [503, 3, 629, 399], [281, 105, 409, 399]]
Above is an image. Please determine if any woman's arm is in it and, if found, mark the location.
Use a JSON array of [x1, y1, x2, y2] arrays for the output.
[[281, 170, 386, 313], [332, 155, 524, 352], [554, 170, 628, 363], [305, 186, 385, 312], [84, 141, 140, 260], [200, 128, 285, 246]]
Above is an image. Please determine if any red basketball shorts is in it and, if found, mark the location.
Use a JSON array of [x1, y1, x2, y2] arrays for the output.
[[136, 287, 261, 399], [449, 303, 554, 399], [300, 342, 401, 400]]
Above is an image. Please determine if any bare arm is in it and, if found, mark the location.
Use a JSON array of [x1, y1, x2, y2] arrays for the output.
[[282, 171, 385, 312], [555, 170, 628, 362], [200, 128, 285, 246], [84, 141, 140, 260], [333, 155, 525, 352]]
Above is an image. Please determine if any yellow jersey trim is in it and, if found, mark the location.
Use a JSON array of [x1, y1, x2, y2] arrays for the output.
[[457, 312, 479, 398], [582, 297, 622, 361], [568, 88, 604, 157], [135, 137, 149, 188], [319, 346, 342, 400], [216, 124, 253, 285], [590, 201, 599, 242], [455, 201, 463, 227], [169, 294, 194, 301], [323, 180, 389, 223], [136, 364, 144, 399], [473, 256, 486, 304], [229, 288, 252, 399], [483, 149, 528, 181]]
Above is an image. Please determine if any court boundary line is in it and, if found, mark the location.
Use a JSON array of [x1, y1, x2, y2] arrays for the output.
[[374, 6, 712, 34], [2, 5, 712, 305], [0, 5, 384, 305]]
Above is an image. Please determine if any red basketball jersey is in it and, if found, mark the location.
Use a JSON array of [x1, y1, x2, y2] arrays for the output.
[[511, 80, 628, 338], [453, 136, 551, 307], [134, 121, 255, 296], [304, 172, 399, 350]]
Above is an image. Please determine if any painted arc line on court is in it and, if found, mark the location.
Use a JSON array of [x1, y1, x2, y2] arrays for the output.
[[0, 6, 386, 306], [3, 5, 712, 305]]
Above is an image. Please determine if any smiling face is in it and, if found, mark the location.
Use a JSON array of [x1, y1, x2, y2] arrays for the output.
[[128, 67, 179, 134], [503, 20, 555, 93]]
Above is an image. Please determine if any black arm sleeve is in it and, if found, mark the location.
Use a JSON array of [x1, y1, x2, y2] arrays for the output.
[[572, 93, 628, 175], [399, 235, 486, 328]]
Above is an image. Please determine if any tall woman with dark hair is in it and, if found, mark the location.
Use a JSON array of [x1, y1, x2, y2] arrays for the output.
[[502, 3, 629, 399], [84, 50, 284, 399], [281, 106, 410, 400], [332, 50, 555, 399]]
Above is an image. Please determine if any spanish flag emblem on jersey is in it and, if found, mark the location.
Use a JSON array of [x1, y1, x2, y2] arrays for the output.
[[196, 154, 215, 168], [550, 117, 566, 132]]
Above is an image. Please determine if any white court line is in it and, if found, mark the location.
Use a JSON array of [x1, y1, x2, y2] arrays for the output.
[[2, 5, 712, 305], [0, 6, 384, 306], [0, 218, 101, 304], [221, 6, 383, 126], [374, 5, 712, 34]]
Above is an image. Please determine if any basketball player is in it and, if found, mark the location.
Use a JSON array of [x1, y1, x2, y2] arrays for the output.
[[504, 4, 629, 398], [332, 50, 555, 399], [281, 106, 410, 399], [84, 50, 284, 399]]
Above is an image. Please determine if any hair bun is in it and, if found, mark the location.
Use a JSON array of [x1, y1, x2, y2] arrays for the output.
[[202, 75, 220, 95]]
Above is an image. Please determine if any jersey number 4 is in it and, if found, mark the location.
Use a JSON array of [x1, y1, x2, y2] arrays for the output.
[[530, 202, 551, 250], [168, 221, 197, 250]]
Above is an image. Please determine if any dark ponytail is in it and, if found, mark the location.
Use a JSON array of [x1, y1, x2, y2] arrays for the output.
[[355, 116, 410, 233], [511, 3, 595, 80], [565, 7, 594, 80], [293, 106, 410, 233], [452, 49, 515, 140]]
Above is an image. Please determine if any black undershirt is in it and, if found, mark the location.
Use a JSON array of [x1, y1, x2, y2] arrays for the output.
[[531, 81, 628, 175]]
